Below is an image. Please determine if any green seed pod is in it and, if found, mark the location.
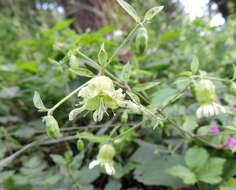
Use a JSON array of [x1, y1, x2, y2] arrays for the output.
[[97, 144, 115, 162], [230, 82, 236, 95], [135, 27, 148, 55], [43, 115, 61, 139], [195, 79, 215, 105], [77, 139, 84, 151]]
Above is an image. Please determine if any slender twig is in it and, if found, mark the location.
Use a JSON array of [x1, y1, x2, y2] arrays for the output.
[[0, 136, 78, 169], [108, 24, 140, 64], [48, 82, 88, 115], [191, 75, 232, 83], [112, 121, 143, 141]]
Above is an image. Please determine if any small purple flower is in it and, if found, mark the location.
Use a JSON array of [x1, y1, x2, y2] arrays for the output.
[[59, 170, 65, 176], [210, 124, 220, 135], [228, 103, 235, 108], [226, 137, 236, 149]]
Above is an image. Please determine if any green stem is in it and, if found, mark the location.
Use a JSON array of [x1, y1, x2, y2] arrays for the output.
[[192, 75, 232, 83], [112, 121, 143, 141], [108, 24, 140, 64], [48, 82, 88, 115]]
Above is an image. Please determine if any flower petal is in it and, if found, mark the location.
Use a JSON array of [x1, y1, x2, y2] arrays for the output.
[[105, 163, 115, 175], [89, 160, 100, 169]]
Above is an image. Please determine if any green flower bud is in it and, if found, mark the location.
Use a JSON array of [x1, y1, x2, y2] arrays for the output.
[[77, 139, 84, 151], [135, 27, 148, 55], [43, 115, 61, 139], [97, 144, 115, 162], [195, 79, 215, 105], [230, 82, 236, 95]]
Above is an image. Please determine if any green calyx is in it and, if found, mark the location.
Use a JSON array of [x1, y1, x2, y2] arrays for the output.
[[135, 26, 148, 55], [195, 79, 215, 105], [43, 115, 61, 139], [97, 144, 116, 163]]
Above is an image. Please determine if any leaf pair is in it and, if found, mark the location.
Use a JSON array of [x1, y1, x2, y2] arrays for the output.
[[116, 0, 163, 23]]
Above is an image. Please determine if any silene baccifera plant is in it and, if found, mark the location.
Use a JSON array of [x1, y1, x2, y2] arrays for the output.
[[32, 0, 236, 177]]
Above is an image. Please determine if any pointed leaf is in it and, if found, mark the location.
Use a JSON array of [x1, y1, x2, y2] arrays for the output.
[[98, 43, 108, 67], [33, 91, 47, 111], [116, 0, 140, 22], [77, 132, 111, 143], [69, 67, 94, 77], [144, 6, 164, 22], [191, 56, 199, 74], [134, 82, 160, 92]]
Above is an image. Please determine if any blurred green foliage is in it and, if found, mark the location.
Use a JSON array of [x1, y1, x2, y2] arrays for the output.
[[1, 1, 236, 190]]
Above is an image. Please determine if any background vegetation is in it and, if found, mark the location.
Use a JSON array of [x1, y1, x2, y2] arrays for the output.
[[1, 0, 236, 189]]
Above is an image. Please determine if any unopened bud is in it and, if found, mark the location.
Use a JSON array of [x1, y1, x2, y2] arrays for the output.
[[97, 144, 115, 162], [43, 115, 61, 139], [135, 27, 148, 55], [195, 79, 215, 105], [77, 139, 84, 151]]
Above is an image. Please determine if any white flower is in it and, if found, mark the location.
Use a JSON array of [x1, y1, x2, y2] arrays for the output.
[[88, 144, 116, 175], [89, 159, 115, 175], [196, 103, 226, 118], [70, 75, 141, 122]]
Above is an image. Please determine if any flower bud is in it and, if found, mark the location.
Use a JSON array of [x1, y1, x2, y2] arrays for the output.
[[77, 139, 84, 151], [195, 79, 215, 105], [230, 82, 236, 95], [97, 144, 116, 162], [135, 27, 148, 55], [43, 115, 61, 139]]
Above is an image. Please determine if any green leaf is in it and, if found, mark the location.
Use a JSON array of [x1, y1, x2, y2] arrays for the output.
[[185, 146, 209, 169], [232, 64, 236, 80], [131, 141, 185, 187], [76, 167, 100, 185], [77, 132, 111, 143], [151, 87, 179, 107], [105, 179, 121, 190], [98, 43, 108, 67], [182, 116, 198, 132], [33, 91, 47, 111], [69, 67, 94, 77], [116, 0, 140, 22], [198, 157, 226, 184], [191, 56, 199, 74], [50, 154, 66, 165], [126, 91, 140, 104], [144, 6, 164, 22], [133, 82, 160, 92], [169, 165, 197, 185], [178, 71, 192, 76]]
